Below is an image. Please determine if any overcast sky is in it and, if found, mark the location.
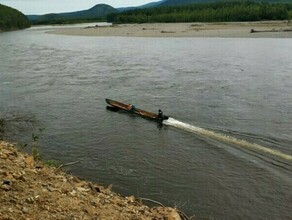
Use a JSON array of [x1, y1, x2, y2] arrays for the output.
[[0, 0, 155, 15]]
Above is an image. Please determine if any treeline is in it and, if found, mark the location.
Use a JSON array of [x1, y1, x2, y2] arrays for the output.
[[0, 4, 30, 32], [108, 1, 292, 23], [32, 17, 106, 25]]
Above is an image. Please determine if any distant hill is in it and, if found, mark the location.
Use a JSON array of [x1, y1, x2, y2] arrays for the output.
[[159, 0, 292, 6], [0, 4, 30, 32], [26, 0, 292, 25], [28, 4, 118, 24], [139, 0, 168, 8], [117, 0, 167, 12], [108, 1, 291, 23], [117, 0, 292, 11], [160, 0, 214, 6]]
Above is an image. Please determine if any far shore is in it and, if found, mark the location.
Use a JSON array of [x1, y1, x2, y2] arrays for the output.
[[47, 21, 292, 38]]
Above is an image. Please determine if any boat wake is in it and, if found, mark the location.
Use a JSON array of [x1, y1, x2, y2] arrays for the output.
[[163, 117, 292, 161]]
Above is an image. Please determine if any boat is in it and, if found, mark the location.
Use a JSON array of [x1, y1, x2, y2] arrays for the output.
[[105, 98, 169, 122]]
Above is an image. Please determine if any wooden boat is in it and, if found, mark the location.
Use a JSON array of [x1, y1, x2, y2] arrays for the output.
[[105, 99, 169, 122]]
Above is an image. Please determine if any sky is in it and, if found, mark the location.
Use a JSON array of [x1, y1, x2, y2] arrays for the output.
[[0, 0, 155, 15]]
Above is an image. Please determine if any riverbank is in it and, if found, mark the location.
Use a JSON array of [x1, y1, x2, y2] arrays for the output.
[[47, 21, 292, 38], [0, 141, 182, 219]]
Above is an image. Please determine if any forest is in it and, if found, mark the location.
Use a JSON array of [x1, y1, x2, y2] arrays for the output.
[[108, 1, 292, 23], [31, 17, 106, 25], [0, 4, 30, 32]]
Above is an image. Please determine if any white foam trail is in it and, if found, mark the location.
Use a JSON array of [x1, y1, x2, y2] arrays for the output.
[[163, 117, 292, 161]]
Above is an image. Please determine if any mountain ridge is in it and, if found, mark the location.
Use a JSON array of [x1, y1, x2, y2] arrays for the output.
[[118, 0, 292, 12], [27, 4, 118, 24], [159, 0, 292, 6], [27, 0, 292, 24]]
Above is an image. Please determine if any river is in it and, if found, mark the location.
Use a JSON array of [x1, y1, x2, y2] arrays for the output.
[[0, 25, 291, 219]]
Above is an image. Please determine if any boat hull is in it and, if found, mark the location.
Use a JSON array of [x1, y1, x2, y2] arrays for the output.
[[105, 99, 169, 122]]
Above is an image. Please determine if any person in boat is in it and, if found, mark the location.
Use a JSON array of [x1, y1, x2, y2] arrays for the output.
[[127, 104, 136, 112], [158, 109, 164, 118]]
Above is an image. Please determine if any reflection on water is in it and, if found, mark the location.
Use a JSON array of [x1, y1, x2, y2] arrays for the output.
[[0, 26, 292, 219]]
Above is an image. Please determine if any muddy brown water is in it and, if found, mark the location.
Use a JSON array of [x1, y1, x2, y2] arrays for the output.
[[1, 25, 292, 219]]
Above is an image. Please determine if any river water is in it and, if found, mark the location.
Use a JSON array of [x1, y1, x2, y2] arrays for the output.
[[0, 25, 292, 219]]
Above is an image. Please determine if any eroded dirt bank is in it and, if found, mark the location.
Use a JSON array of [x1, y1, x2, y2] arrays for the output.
[[0, 141, 182, 220]]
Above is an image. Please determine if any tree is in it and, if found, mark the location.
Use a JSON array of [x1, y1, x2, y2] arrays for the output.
[[0, 4, 30, 32]]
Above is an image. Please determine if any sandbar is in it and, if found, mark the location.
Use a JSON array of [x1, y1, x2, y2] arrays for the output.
[[47, 21, 292, 38]]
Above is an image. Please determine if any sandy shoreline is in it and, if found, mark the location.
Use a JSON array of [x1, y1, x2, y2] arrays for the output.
[[47, 21, 292, 38]]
